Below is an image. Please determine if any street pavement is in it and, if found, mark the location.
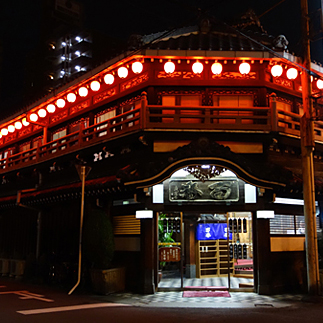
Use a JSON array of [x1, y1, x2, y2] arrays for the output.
[[1, 277, 323, 323]]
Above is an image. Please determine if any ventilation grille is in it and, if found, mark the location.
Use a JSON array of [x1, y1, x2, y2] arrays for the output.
[[113, 215, 141, 235]]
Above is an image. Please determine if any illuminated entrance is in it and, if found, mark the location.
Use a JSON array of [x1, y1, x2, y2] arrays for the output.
[[155, 167, 255, 291]]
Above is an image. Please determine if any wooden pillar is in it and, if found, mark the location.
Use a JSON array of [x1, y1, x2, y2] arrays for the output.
[[184, 220, 196, 278], [256, 214, 272, 294], [140, 218, 155, 294]]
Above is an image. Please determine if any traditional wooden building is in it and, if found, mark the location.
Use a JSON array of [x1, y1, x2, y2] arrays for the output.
[[0, 16, 322, 294]]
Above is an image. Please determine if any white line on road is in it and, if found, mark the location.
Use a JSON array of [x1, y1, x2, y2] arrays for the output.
[[17, 303, 129, 315]]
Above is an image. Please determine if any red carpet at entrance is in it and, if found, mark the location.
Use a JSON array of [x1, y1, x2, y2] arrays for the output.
[[183, 290, 231, 298]]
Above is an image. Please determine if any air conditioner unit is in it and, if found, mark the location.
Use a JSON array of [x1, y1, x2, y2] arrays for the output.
[[0, 259, 9, 276], [9, 260, 25, 278]]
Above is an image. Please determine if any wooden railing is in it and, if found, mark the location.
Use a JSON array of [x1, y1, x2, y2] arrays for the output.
[[0, 93, 322, 175]]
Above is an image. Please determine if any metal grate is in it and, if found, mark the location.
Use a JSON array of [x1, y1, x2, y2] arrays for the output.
[[270, 214, 321, 235], [113, 215, 141, 235]]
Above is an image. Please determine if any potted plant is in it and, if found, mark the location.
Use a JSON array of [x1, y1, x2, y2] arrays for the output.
[[83, 205, 125, 294]]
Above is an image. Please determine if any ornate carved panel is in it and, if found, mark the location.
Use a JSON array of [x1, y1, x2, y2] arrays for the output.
[[17, 126, 32, 138], [211, 72, 257, 80], [120, 72, 149, 92], [50, 110, 68, 124], [273, 78, 293, 89], [156, 71, 203, 80], [169, 178, 239, 202], [93, 88, 117, 105], [70, 99, 91, 115]]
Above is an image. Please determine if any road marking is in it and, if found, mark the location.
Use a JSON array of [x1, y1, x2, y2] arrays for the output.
[[0, 290, 54, 302], [17, 303, 129, 315]]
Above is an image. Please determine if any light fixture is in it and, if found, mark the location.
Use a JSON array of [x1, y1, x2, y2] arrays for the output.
[[1, 128, 8, 136], [14, 121, 22, 130], [46, 104, 56, 113], [211, 62, 223, 75], [67, 93, 77, 103], [75, 51, 81, 57], [75, 36, 82, 42], [90, 80, 101, 91], [117, 66, 128, 79], [104, 73, 114, 85], [192, 61, 203, 74], [286, 67, 298, 80], [132, 61, 143, 74], [271, 65, 283, 77], [78, 87, 88, 97], [61, 56, 66, 61], [38, 109, 47, 118], [164, 61, 175, 74], [29, 113, 38, 122], [317, 79, 323, 89], [75, 65, 81, 72], [56, 98, 66, 108], [22, 118, 30, 127], [61, 41, 66, 47], [8, 125, 15, 133], [239, 62, 251, 75]]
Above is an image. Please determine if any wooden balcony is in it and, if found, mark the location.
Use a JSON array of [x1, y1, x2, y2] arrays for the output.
[[0, 94, 321, 175]]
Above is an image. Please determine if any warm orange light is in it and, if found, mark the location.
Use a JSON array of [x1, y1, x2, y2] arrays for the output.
[[271, 65, 283, 77], [46, 104, 56, 113], [1, 128, 8, 136], [192, 61, 203, 74], [38, 108, 47, 118], [90, 80, 101, 91], [67, 93, 77, 103], [117, 66, 128, 78], [239, 62, 251, 75], [78, 87, 88, 97], [286, 67, 298, 80], [22, 118, 30, 127], [29, 113, 38, 122], [104, 73, 114, 85], [56, 98, 66, 108], [164, 61, 175, 74], [15, 121, 22, 130], [211, 62, 223, 75], [317, 79, 323, 89], [132, 61, 143, 74], [8, 125, 15, 133]]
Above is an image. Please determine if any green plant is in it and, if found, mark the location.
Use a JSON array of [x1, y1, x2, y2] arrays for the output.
[[83, 206, 114, 269]]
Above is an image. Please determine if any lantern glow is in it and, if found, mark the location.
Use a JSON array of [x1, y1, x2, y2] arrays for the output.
[[117, 66, 128, 79], [132, 61, 143, 74], [46, 104, 56, 113], [78, 87, 88, 97], [239, 62, 251, 75], [104, 74, 114, 85], [90, 80, 101, 91], [15, 121, 22, 130], [8, 125, 15, 133], [22, 118, 30, 127], [317, 79, 323, 89], [164, 61, 175, 74], [1, 128, 8, 136], [38, 109, 47, 118], [56, 98, 66, 108], [67, 93, 77, 103], [192, 61, 203, 74], [29, 113, 38, 122], [211, 62, 223, 75], [271, 65, 283, 77], [286, 67, 298, 80]]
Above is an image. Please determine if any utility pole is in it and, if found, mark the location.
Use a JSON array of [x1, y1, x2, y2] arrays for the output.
[[300, 0, 320, 296]]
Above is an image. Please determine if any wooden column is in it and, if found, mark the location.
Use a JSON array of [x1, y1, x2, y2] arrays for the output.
[[140, 218, 155, 294]]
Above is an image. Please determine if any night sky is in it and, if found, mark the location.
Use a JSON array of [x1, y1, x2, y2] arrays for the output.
[[0, 0, 317, 114]]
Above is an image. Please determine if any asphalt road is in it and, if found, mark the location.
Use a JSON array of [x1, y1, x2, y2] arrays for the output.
[[1, 278, 322, 323]]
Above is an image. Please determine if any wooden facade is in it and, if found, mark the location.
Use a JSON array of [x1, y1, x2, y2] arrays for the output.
[[0, 21, 322, 294]]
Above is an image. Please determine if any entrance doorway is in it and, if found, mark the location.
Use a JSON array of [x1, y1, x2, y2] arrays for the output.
[[156, 211, 254, 291]]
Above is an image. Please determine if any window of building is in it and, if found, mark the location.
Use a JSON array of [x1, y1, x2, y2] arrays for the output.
[[213, 94, 253, 124], [95, 109, 117, 136], [270, 214, 321, 235]]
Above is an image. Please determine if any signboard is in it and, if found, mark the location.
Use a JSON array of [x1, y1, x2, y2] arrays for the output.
[[196, 223, 232, 240], [159, 247, 181, 262]]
